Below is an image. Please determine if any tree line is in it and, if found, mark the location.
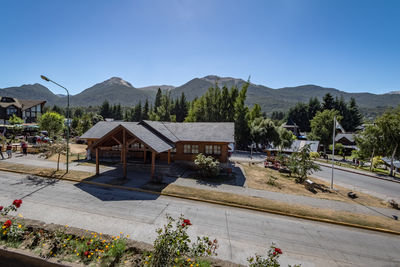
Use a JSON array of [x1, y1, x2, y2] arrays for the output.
[[287, 93, 363, 132]]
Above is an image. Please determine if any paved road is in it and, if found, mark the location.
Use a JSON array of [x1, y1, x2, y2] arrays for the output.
[[314, 165, 400, 201], [0, 171, 399, 266]]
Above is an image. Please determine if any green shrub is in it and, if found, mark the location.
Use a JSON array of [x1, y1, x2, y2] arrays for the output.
[[194, 154, 220, 178], [147, 214, 218, 267], [310, 152, 320, 159], [267, 176, 278, 186]]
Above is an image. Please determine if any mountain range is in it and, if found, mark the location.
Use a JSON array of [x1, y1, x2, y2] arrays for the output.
[[1, 76, 399, 117]]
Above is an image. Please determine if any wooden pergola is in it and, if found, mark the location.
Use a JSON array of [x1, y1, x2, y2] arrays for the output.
[[90, 125, 171, 179]]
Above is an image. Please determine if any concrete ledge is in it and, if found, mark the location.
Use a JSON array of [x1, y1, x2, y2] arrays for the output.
[[0, 247, 72, 267]]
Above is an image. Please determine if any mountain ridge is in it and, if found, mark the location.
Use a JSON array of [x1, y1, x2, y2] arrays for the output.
[[1, 76, 399, 117]]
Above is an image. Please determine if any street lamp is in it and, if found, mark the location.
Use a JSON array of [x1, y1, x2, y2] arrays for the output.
[[40, 75, 70, 173]]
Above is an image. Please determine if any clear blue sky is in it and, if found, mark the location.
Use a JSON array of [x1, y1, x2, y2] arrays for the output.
[[1, 0, 399, 95]]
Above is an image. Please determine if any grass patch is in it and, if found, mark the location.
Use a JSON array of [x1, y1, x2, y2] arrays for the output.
[[0, 161, 95, 182], [160, 183, 400, 233], [241, 163, 389, 209]]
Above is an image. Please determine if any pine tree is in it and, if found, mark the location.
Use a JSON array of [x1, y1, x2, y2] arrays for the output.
[[322, 93, 335, 110], [234, 83, 250, 149], [142, 99, 149, 120], [155, 88, 162, 109], [99, 100, 111, 119]]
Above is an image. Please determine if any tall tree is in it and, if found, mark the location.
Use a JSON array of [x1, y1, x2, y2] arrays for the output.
[[250, 117, 279, 148], [347, 97, 363, 131], [142, 99, 150, 120], [39, 112, 65, 138], [132, 101, 142, 121], [375, 109, 400, 176], [234, 83, 250, 148], [355, 125, 382, 170], [99, 100, 111, 119], [307, 97, 321, 121], [287, 103, 310, 132], [310, 109, 342, 154], [154, 88, 162, 110], [322, 93, 335, 110]]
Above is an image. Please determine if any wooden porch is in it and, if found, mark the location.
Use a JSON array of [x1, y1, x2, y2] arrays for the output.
[[90, 125, 171, 179]]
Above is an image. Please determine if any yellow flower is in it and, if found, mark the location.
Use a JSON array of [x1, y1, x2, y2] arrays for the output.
[[145, 262, 148, 265], [77, 253, 79, 256], [18, 225, 22, 228], [91, 252, 94, 255], [63, 244, 66, 247], [88, 255, 91, 258], [106, 245, 109, 248], [120, 231, 123, 234], [111, 245, 114, 248], [117, 236, 120, 239], [148, 255, 151, 258], [18, 214, 23, 218], [90, 239, 93, 242], [127, 234, 130, 238], [99, 233, 102, 235], [187, 258, 191, 262], [190, 265, 193, 267], [1, 226, 5, 229], [65, 225, 69, 228], [74, 250, 77, 252]]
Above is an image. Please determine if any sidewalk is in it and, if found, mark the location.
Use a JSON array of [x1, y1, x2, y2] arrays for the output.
[[316, 161, 400, 183], [2, 153, 400, 221]]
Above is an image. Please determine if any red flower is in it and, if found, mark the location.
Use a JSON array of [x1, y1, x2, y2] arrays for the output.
[[3, 219, 12, 228], [84, 251, 90, 256], [183, 219, 192, 226], [13, 199, 22, 208], [273, 252, 277, 256], [181, 223, 185, 227], [274, 247, 282, 254], [0, 206, 3, 211]]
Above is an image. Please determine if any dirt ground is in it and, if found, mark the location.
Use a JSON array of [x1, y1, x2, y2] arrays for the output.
[[69, 143, 87, 153], [241, 163, 390, 209]]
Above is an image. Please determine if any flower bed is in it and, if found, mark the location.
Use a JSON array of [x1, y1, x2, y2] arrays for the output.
[[1, 199, 296, 266]]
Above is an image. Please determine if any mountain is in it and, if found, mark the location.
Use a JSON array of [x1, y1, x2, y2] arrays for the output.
[[1, 75, 400, 118], [138, 85, 175, 92], [67, 77, 154, 107], [0, 83, 61, 103], [170, 76, 400, 114]]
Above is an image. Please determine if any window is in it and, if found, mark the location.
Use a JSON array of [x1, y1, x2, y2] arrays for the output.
[[184, 144, 191, 154], [213, 145, 221, 155], [205, 145, 213, 154], [191, 145, 199, 154], [171, 147, 176, 153], [7, 106, 17, 115]]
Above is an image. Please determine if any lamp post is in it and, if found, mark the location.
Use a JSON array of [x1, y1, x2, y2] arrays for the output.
[[40, 75, 70, 173]]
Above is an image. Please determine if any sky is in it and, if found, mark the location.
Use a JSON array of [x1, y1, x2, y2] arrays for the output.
[[0, 0, 399, 95]]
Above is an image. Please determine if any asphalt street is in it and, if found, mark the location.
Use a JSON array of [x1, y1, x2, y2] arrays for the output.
[[314, 165, 400, 201], [0, 171, 399, 266]]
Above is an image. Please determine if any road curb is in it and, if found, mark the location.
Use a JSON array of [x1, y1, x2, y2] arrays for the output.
[[316, 162, 400, 184], [1, 167, 400, 236]]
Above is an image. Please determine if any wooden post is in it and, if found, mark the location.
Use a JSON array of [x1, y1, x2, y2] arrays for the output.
[[168, 149, 171, 165], [123, 129, 127, 178], [151, 150, 156, 180], [96, 148, 99, 175], [143, 149, 147, 163]]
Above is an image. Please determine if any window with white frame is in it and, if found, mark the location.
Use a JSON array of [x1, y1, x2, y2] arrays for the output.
[[213, 145, 221, 155], [191, 145, 199, 154], [171, 147, 177, 153], [184, 144, 191, 154], [205, 145, 213, 154]]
